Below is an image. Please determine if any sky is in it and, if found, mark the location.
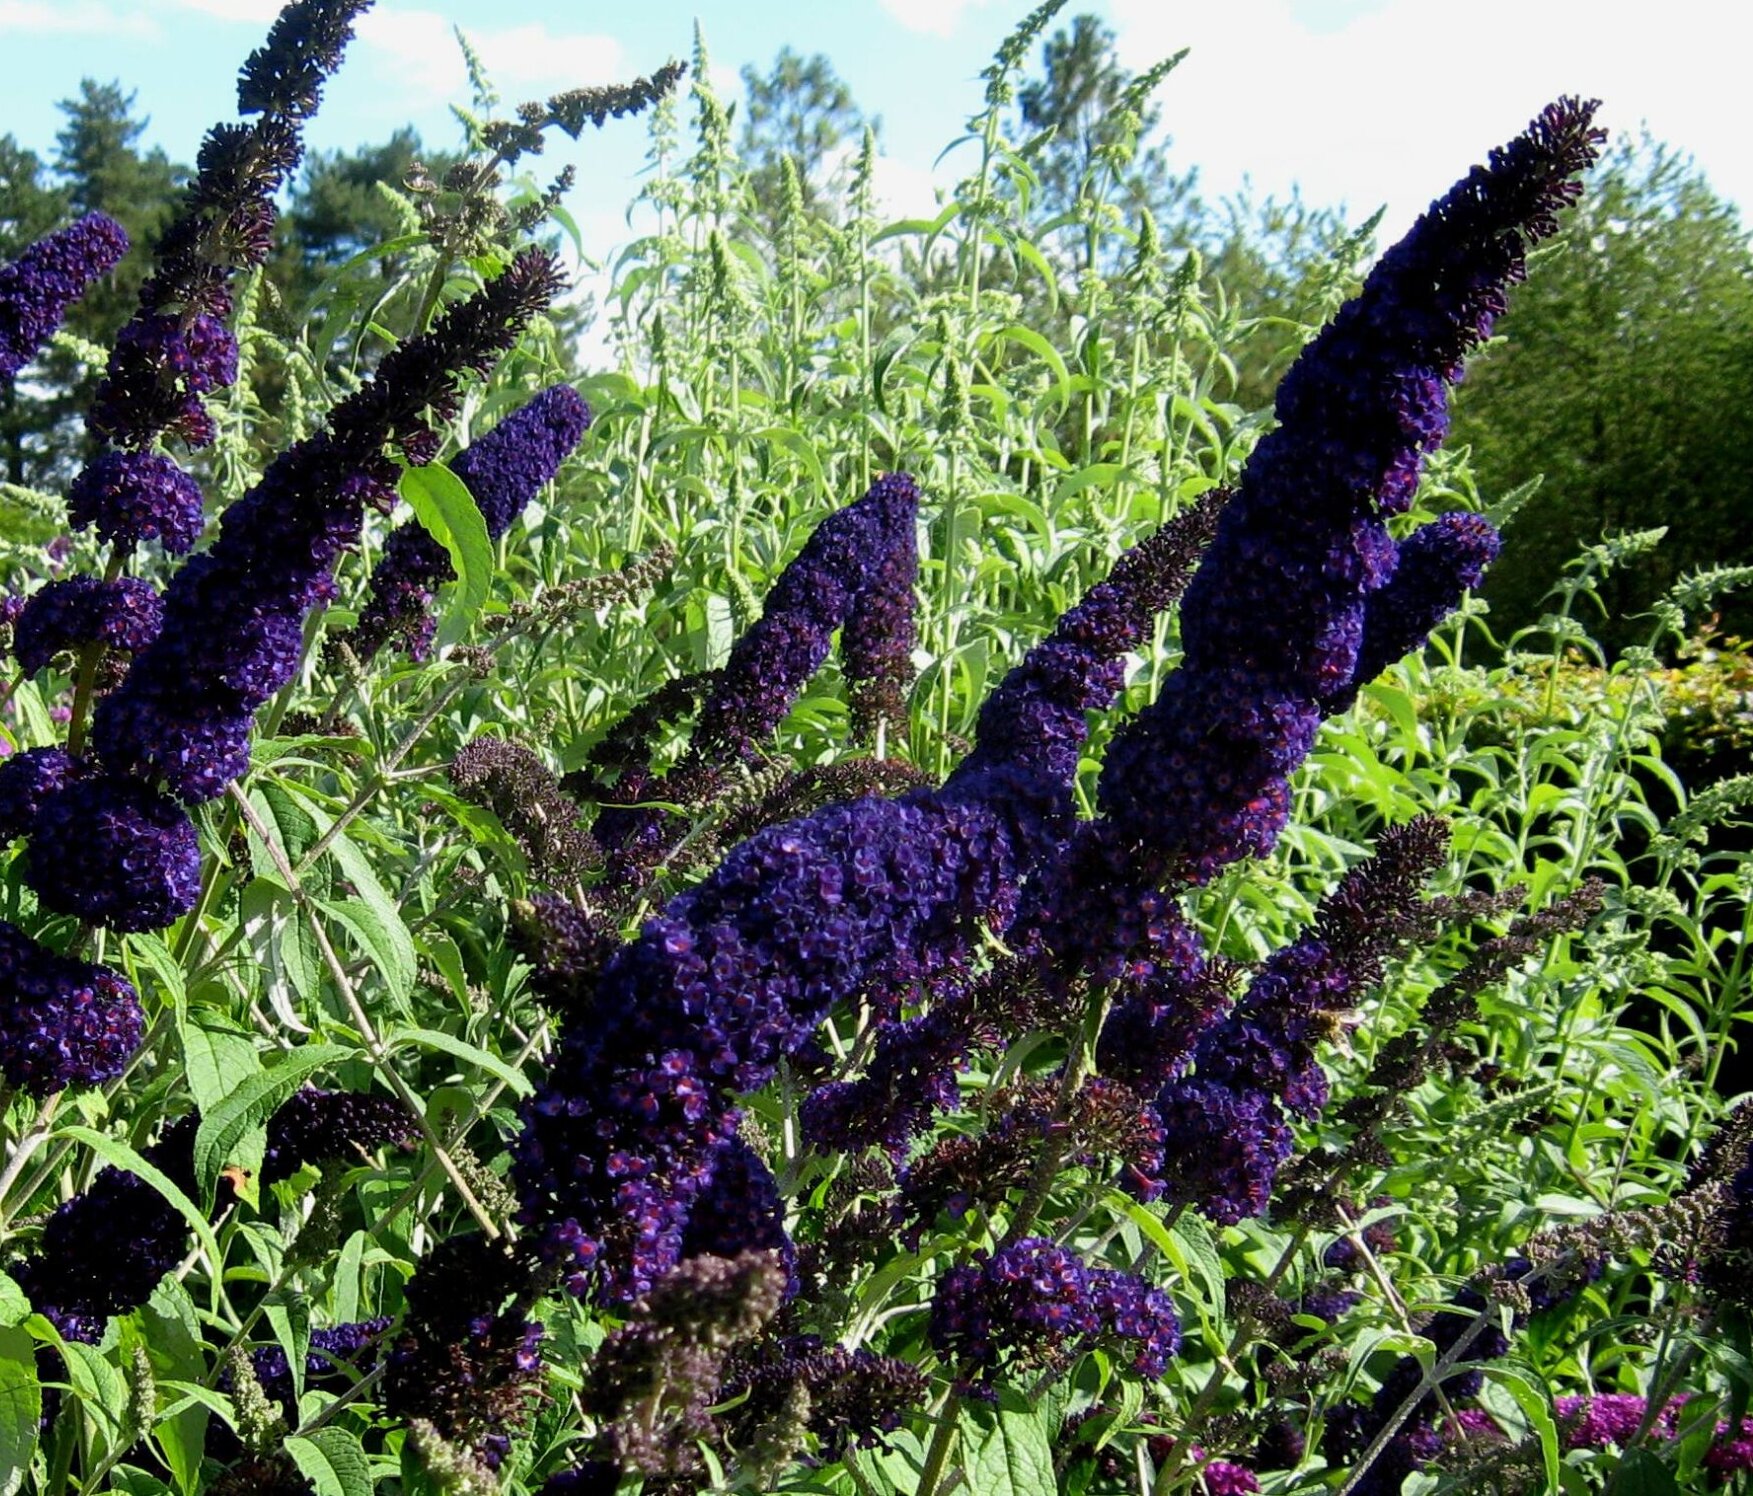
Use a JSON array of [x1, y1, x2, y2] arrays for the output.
[[0, 0, 1745, 277]]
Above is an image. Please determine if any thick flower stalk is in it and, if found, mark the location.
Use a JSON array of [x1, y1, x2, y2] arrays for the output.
[[0, 212, 128, 385], [342, 384, 592, 662], [91, 248, 565, 804], [1097, 99, 1603, 885]]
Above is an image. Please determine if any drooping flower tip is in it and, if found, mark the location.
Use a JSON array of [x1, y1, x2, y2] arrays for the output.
[[0, 212, 129, 383], [0, 921, 144, 1095], [67, 450, 207, 555]]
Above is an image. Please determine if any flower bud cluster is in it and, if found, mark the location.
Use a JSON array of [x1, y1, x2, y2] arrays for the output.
[[582, 1250, 788, 1476], [383, 1236, 546, 1471], [87, 0, 370, 455], [450, 736, 599, 885]]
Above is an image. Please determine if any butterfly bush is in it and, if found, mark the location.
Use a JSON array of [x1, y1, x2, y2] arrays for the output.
[[11, 16, 1743, 1491], [1097, 98, 1603, 885]]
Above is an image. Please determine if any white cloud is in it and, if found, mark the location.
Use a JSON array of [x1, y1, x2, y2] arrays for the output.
[[0, 0, 158, 36], [355, 7, 624, 100], [1109, 0, 1750, 240], [880, 0, 994, 39], [168, 0, 279, 21]]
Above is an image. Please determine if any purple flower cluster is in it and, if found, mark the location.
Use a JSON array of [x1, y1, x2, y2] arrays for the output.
[[677, 1135, 798, 1291], [13, 1089, 412, 1340], [92, 249, 565, 804], [801, 989, 982, 1157], [1145, 1080, 1295, 1224], [259, 1084, 419, 1182], [344, 384, 591, 662], [0, 920, 143, 1096], [591, 475, 921, 873], [12, 1117, 204, 1344], [945, 492, 1225, 861], [0, 213, 129, 384], [1146, 816, 1449, 1220], [65, 450, 206, 555], [24, 774, 201, 931], [0, 747, 85, 841], [516, 789, 1020, 1299], [383, 1236, 546, 1470], [1554, 1393, 1680, 1449], [1332, 510, 1502, 711], [86, 0, 368, 454], [11, 576, 163, 673], [87, 312, 239, 450], [1097, 101, 1602, 884], [694, 473, 919, 766], [236, 1316, 391, 1408], [928, 1238, 1179, 1391]]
